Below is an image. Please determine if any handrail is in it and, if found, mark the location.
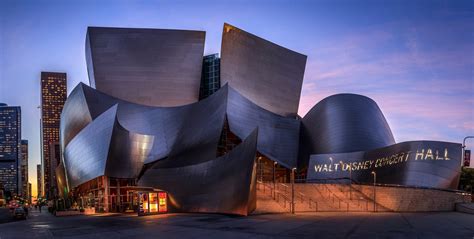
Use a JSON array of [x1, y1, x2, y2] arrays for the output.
[[259, 180, 386, 212], [257, 181, 274, 196], [305, 177, 470, 194]]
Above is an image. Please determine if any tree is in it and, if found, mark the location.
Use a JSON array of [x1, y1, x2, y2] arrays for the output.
[[459, 167, 474, 193]]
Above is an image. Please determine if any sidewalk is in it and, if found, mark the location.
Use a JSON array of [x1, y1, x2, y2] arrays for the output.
[[0, 208, 14, 224]]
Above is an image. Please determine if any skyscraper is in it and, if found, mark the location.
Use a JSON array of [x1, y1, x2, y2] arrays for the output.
[[37, 164, 42, 198], [28, 182, 32, 203], [0, 103, 21, 197], [199, 54, 221, 100], [40, 72, 67, 199], [20, 140, 28, 198], [49, 142, 60, 196]]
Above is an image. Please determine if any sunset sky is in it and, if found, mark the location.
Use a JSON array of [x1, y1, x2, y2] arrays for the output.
[[1, 0, 473, 197]]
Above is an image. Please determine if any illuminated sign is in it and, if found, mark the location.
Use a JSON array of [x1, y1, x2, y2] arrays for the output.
[[149, 193, 158, 213], [313, 148, 451, 174], [306, 141, 462, 190], [464, 150, 471, 167], [138, 191, 167, 216], [158, 192, 167, 213], [138, 192, 145, 214]]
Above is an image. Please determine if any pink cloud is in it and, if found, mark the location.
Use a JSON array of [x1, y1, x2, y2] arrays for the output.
[[297, 20, 473, 143]]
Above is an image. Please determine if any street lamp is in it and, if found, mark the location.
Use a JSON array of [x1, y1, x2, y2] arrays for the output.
[[371, 171, 376, 212], [273, 161, 277, 199], [291, 167, 296, 214], [349, 163, 352, 200]]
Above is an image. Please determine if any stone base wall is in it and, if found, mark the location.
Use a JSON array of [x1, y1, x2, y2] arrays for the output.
[[265, 183, 472, 213], [352, 185, 471, 212]]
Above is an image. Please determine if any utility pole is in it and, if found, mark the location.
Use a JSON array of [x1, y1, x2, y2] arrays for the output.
[[273, 161, 277, 199], [349, 164, 352, 200], [291, 168, 296, 214], [371, 171, 376, 212]]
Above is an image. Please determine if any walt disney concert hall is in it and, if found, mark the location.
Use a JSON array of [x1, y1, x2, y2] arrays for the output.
[[58, 23, 464, 216]]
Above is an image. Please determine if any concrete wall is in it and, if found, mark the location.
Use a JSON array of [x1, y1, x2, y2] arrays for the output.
[[259, 183, 471, 213], [353, 184, 471, 212]]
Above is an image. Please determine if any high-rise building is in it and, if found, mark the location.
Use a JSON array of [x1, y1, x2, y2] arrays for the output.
[[37, 164, 42, 198], [199, 54, 221, 100], [40, 72, 67, 199], [20, 140, 28, 198], [49, 142, 60, 196], [0, 103, 21, 196]]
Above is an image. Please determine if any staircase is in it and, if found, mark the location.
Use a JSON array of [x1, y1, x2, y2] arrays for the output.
[[254, 181, 384, 213], [254, 181, 469, 213], [293, 183, 381, 212]]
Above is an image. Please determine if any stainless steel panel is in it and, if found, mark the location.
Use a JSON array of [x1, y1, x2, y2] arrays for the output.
[[55, 162, 68, 198], [62, 83, 227, 166], [60, 83, 93, 153], [221, 23, 307, 117], [138, 129, 258, 216], [299, 93, 395, 169], [86, 27, 205, 107], [105, 119, 154, 179], [227, 85, 300, 168], [306, 141, 461, 189], [63, 105, 117, 188]]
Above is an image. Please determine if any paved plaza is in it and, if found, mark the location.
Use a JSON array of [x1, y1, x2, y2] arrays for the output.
[[0, 209, 473, 238]]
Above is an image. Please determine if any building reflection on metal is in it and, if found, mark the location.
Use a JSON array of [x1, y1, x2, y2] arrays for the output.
[[59, 23, 463, 216]]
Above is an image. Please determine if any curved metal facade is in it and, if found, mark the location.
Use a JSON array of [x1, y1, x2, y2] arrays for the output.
[[60, 81, 299, 213], [138, 129, 258, 216], [227, 86, 300, 168], [306, 141, 462, 190], [86, 27, 205, 107], [299, 93, 395, 168], [63, 105, 117, 188], [221, 23, 307, 117], [59, 24, 463, 216]]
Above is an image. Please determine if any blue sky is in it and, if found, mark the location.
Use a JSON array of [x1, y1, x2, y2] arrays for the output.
[[0, 0, 473, 196]]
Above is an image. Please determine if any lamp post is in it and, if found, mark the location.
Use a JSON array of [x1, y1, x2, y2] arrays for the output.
[[291, 167, 296, 214], [273, 161, 277, 199], [349, 164, 352, 200], [371, 171, 376, 212], [462, 136, 474, 167]]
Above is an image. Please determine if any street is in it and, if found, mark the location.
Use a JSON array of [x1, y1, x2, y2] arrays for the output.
[[0, 209, 473, 238]]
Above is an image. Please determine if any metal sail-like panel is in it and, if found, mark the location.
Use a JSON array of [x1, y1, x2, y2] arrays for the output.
[[86, 27, 205, 107], [299, 93, 395, 169], [138, 129, 258, 216], [221, 23, 307, 117]]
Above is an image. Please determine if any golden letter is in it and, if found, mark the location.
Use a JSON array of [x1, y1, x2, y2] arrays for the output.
[[315, 164, 323, 172], [405, 151, 411, 161], [444, 148, 450, 160], [425, 149, 434, 160], [435, 150, 442, 160], [334, 163, 340, 171], [415, 149, 424, 160], [322, 164, 328, 172]]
